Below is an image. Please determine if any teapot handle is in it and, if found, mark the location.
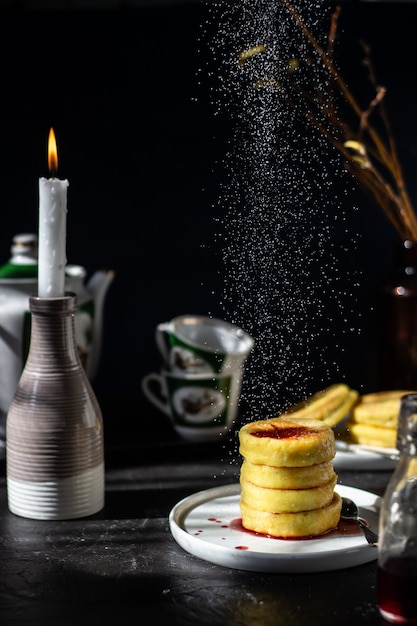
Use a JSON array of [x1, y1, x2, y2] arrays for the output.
[[84, 269, 115, 380]]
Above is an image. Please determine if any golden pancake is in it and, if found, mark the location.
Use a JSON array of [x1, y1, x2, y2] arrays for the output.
[[240, 492, 342, 538], [282, 383, 359, 427], [350, 390, 414, 429], [359, 390, 413, 404], [240, 459, 335, 489], [240, 474, 337, 513], [345, 421, 397, 448], [239, 417, 335, 467]]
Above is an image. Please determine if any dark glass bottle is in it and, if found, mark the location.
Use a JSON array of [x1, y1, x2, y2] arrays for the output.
[[377, 392, 417, 624], [376, 240, 417, 390]]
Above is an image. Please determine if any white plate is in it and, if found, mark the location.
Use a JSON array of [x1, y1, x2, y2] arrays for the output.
[[169, 484, 380, 573], [334, 441, 398, 471]]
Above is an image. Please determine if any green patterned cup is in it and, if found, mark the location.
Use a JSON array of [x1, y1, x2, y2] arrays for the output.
[[155, 314, 254, 375], [141, 369, 242, 441]]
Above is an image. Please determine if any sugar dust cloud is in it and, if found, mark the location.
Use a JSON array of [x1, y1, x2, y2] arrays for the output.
[[201, 0, 361, 423]]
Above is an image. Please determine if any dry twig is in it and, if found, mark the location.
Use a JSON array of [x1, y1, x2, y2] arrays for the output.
[[239, 1, 417, 241]]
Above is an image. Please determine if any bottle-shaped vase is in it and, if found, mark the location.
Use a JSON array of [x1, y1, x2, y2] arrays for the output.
[[6, 293, 105, 520]]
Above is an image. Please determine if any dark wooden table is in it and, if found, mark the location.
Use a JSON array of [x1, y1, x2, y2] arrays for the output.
[[0, 411, 392, 626]]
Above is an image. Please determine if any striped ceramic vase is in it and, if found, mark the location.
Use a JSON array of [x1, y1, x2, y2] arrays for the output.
[[6, 293, 104, 520]]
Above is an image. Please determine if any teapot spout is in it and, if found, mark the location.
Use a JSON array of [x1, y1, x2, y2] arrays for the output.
[[86, 269, 115, 379]]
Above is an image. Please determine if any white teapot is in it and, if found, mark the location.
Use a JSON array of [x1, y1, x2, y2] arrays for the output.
[[0, 234, 114, 435]]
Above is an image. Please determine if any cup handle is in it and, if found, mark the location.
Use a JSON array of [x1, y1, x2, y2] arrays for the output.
[[141, 373, 170, 417], [155, 322, 172, 365]]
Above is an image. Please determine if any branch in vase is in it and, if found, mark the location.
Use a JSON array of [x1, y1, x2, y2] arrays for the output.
[[237, 1, 417, 242]]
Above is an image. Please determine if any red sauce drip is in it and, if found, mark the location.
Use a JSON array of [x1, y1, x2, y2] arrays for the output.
[[250, 425, 318, 439]]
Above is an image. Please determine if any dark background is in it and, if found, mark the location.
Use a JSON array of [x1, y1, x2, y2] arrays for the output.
[[0, 0, 416, 444]]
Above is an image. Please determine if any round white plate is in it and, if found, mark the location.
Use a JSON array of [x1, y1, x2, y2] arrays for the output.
[[334, 442, 398, 471], [169, 483, 380, 573]]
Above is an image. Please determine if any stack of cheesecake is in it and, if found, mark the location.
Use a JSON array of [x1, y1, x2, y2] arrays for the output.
[[345, 390, 413, 449], [238, 416, 341, 538], [237, 384, 415, 538]]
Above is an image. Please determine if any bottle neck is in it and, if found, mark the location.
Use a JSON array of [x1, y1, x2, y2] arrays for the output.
[[26, 295, 80, 368]]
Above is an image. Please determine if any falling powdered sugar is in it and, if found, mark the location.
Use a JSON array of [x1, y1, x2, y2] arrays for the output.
[[200, 0, 361, 423]]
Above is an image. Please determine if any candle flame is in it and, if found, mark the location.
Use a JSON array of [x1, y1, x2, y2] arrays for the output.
[[48, 127, 58, 176]]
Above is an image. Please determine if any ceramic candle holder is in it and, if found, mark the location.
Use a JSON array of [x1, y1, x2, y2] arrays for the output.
[[5, 293, 105, 520]]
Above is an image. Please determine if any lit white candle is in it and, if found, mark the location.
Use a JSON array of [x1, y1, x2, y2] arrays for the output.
[[38, 128, 69, 298]]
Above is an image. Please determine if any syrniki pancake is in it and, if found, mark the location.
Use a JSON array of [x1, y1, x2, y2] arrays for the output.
[[345, 390, 416, 448], [240, 492, 342, 538], [282, 383, 359, 427], [239, 417, 336, 467], [240, 474, 337, 513], [345, 422, 397, 448], [240, 459, 335, 489], [350, 390, 413, 427]]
